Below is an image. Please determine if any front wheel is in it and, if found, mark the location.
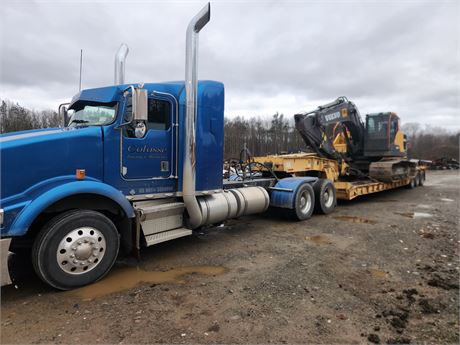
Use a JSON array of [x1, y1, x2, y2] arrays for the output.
[[32, 210, 119, 290]]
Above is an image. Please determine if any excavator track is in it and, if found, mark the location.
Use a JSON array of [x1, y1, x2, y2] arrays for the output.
[[369, 159, 416, 182]]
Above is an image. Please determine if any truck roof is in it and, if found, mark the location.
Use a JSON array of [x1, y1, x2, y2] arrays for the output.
[[70, 80, 223, 108]]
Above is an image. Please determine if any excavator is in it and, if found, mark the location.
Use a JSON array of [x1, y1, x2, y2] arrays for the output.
[[294, 96, 416, 182]]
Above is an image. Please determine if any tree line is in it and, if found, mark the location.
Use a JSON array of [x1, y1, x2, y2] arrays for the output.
[[401, 122, 459, 161], [0, 100, 61, 133], [0, 99, 458, 161], [224, 113, 307, 159]]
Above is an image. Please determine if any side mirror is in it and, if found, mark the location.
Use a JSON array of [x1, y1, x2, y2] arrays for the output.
[[133, 88, 148, 121], [118, 86, 148, 130], [58, 103, 70, 127]]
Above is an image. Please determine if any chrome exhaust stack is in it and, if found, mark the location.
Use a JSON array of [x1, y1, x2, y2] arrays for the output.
[[183, 3, 211, 229], [114, 43, 129, 85]]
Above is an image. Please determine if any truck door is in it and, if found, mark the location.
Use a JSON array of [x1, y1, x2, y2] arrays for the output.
[[120, 95, 176, 180]]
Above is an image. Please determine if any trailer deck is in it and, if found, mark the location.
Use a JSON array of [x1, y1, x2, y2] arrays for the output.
[[334, 178, 410, 200]]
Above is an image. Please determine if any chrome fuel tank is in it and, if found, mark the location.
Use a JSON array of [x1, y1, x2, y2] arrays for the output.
[[197, 186, 269, 226]]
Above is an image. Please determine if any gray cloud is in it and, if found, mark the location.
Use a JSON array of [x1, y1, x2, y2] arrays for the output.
[[1, 0, 458, 130]]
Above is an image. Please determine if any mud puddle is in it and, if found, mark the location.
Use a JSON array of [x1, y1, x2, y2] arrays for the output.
[[441, 198, 454, 202], [334, 216, 377, 224], [305, 234, 355, 249], [368, 268, 390, 280], [395, 212, 433, 219], [69, 266, 227, 300], [305, 234, 333, 245]]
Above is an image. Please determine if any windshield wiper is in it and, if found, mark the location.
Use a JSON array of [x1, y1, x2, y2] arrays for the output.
[[69, 119, 90, 126]]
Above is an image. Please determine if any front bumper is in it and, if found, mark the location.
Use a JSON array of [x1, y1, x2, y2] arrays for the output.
[[0, 238, 12, 286]]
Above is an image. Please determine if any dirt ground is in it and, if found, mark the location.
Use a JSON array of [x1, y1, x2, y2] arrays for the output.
[[1, 170, 459, 344]]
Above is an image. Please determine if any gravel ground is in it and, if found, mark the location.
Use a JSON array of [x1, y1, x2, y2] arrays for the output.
[[1, 170, 459, 344]]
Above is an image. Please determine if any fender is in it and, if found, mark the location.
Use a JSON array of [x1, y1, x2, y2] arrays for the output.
[[269, 177, 318, 209], [6, 180, 135, 237]]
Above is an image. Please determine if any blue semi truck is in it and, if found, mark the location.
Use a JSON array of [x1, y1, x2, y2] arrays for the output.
[[0, 4, 328, 289]]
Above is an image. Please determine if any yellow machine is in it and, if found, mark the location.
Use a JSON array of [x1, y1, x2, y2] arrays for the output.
[[252, 97, 426, 201], [293, 97, 415, 182]]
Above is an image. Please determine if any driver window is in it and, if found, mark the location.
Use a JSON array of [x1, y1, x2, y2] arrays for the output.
[[148, 99, 171, 131], [123, 98, 171, 138]]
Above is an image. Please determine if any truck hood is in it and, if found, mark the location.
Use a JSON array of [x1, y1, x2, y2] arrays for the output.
[[0, 127, 104, 199]]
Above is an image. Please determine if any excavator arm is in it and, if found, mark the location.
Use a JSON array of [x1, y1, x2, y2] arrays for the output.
[[294, 97, 365, 162]]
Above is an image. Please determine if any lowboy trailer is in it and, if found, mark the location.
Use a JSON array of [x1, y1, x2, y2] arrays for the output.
[[252, 152, 426, 202]]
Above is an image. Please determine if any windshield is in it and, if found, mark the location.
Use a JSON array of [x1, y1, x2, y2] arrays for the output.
[[67, 101, 117, 127]]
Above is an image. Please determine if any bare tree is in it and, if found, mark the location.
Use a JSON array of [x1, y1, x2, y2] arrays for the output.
[[0, 99, 61, 134]]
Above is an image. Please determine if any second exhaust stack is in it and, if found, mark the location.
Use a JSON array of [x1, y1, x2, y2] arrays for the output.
[[183, 3, 211, 229], [114, 43, 129, 85]]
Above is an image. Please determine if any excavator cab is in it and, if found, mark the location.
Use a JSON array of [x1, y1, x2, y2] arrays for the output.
[[364, 112, 405, 157]]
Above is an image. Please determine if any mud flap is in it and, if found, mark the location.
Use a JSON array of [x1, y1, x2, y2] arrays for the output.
[[0, 238, 12, 286]]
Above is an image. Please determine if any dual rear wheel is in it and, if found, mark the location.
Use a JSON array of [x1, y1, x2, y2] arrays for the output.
[[288, 179, 337, 220], [407, 171, 425, 189]]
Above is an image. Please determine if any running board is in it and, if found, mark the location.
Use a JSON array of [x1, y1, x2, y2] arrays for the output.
[[144, 228, 192, 246]]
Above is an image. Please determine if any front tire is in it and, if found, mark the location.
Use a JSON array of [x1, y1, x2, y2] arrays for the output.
[[32, 210, 119, 290]]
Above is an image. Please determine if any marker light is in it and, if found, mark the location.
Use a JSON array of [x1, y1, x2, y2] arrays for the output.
[[76, 169, 86, 180]]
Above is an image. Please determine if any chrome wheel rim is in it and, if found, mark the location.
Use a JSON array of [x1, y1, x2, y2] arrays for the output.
[[323, 186, 334, 208], [56, 227, 106, 275], [299, 191, 312, 214]]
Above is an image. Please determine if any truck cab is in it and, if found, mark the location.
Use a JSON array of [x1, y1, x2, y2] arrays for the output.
[[62, 82, 225, 197]]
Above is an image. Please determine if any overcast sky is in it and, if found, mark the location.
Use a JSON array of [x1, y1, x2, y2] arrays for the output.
[[0, 0, 458, 130]]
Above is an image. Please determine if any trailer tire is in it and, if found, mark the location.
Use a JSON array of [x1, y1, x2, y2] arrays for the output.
[[418, 171, 425, 186], [288, 183, 315, 221], [32, 210, 119, 290], [415, 172, 421, 187], [313, 179, 337, 214], [406, 176, 417, 189]]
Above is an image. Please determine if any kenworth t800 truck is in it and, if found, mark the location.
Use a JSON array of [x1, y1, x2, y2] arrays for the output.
[[0, 4, 322, 289]]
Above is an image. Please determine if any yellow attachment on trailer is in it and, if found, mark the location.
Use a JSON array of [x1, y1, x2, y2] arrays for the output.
[[253, 153, 340, 181]]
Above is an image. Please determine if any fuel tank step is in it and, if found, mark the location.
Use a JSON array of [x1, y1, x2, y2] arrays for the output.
[[134, 200, 185, 236], [144, 228, 192, 246]]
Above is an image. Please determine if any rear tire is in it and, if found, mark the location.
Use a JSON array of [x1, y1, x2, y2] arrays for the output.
[[406, 177, 417, 189], [415, 172, 421, 187], [418, 171, 425, 186], [313, 179, 337, 214], [288, 183, 315, 221], [32, 210, 119, 290]]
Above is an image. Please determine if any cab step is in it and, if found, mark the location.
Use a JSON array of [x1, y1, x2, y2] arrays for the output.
[[134, 200, 185, 236], [144, 228, 192, 246]]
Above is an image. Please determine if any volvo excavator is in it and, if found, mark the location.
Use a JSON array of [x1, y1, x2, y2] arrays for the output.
[[294, 96, 416, 182]]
